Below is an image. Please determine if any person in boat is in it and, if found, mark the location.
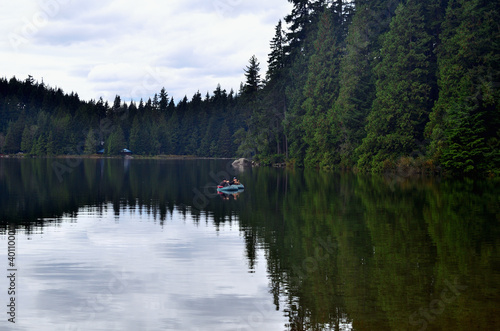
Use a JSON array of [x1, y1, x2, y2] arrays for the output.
[[229, 177, 239, 185], [219, 178, 229, 187]]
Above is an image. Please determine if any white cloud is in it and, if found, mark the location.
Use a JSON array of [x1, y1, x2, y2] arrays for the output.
[[0, 0, 292, 103]]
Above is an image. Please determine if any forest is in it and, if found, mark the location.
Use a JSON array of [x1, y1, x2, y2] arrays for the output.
[[0, 0, 498, 177]]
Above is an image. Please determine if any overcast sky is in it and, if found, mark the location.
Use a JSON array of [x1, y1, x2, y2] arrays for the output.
[[1, 0, 292, 103]]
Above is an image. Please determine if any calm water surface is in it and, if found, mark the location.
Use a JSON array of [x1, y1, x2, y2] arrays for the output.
[[0, 158, 499, 331]]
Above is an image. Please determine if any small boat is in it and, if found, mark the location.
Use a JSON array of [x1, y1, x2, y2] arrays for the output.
[[217, 184, 244, 191]]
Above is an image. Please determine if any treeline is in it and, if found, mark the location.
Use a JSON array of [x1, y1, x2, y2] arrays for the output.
[[0, 76, 244, 157], [242, 0, 498, 176], [1, 0, 499, 176]]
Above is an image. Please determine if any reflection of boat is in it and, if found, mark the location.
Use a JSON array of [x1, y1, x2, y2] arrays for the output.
[[217, 184, 244, 192], [217, 188, 244, 200], [217, 188, 245, 196]]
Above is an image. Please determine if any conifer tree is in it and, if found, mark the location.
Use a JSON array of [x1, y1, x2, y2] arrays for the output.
[[150, 123, 161, 155], [267, 20, 286, 82], [106, 126, 126, 155], [285, 0, 310, 52], [426, 0, 500, 176], [46, 131, 54, 155], [265, 19, 290, 157], [357, 0, 436, 170], [284, 0, 325, 57], [129, 117, 140, 154], [284, 52, 309, 165], [156, 116, 168, 155], [4, 116, 25, 153], [217, 122, 233, 157], [198, 117, 217, 157], [166, 109, 179, 154], [84, 127, 97, 155], [243, 55, 262, 95], [21, 125, 34, 153], [31, 134, 46, 156], [333, 0, 401, 167], [301, 9, 342, 167], [112, 95, 121, 111], [159, 88, 169, 113]]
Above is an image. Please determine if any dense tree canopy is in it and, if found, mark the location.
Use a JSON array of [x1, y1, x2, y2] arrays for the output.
[[1, 0, 498, 177]]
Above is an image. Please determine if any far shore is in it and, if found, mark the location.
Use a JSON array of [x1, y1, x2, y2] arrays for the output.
[[0, 153, 235, 160]]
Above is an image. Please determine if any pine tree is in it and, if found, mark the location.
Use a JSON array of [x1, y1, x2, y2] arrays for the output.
[[333, 0, 402, 167], [112, 95, 121, 111], [138, 120, 152, 155], [152, 93, 159, 114], [21, 125, 34, 153], [265, 20, 289, 158], [166, 109, 179, 154], [167, 97, 176, 113], [284, 51, 310, 166], [284, 0, 325, 57], [159, 88, 169, 113], [150, 122, 161, 155], [301, 9, 342, 167], [84, 127, 97, 155], [243, 55, 262, 95], [426, 0, 500, 176], [46, 131, 54, 155], [357, 0, 437, 171], [4, 116, 25, 153], [285, 0, 310, 52], [106, 126, 126, 155], [156, 116, 168, 155], [267, 20, 286, 82], [217, 122, 232, 157], [129, 117, 141, 154], [198, 116, 217, 157], [31, 134, 46, 156]]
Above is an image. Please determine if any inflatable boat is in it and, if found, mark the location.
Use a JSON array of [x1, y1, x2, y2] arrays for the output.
[[217, 184, 244, 192]]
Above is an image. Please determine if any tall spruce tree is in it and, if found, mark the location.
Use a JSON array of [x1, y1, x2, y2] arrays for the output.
[[282, 1, 331, 165], [4, 116, 25, 153], [84, 127, 97, 155], [243, 55, 262, 95], [426, 0, 500, 176], [217, 122, 233, 157], [265, 20, 289, 157], [267, 20, 286, 82], [129, 116, 141, 154], [31, 134, 46, 156], [284, 52, 309, 165], [357, 0, 437, 171], [46, 131, 54, 155], [106, 126, 126, 155], [285, 0, 326, 57], [333, 0, 401, 167], [21, 125, 34, 153], [301, 9, 342, 167], [159, 88, 169, 113], [166, 108, 179, 154]]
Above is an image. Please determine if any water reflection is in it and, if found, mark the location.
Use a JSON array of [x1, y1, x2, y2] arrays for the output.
[[3, 205, 285, 331], [0, 158, 499, 330]]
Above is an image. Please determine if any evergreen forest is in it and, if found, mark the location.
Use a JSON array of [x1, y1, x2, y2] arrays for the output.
[[0, 0, 498, 177]]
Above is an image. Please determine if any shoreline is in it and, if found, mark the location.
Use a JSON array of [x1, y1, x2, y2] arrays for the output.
[[0, 154, 234, 160], [1, 153, 497, 179]]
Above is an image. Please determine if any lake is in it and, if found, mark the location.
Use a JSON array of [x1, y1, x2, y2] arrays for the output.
[[0, 158, 499, 331]]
